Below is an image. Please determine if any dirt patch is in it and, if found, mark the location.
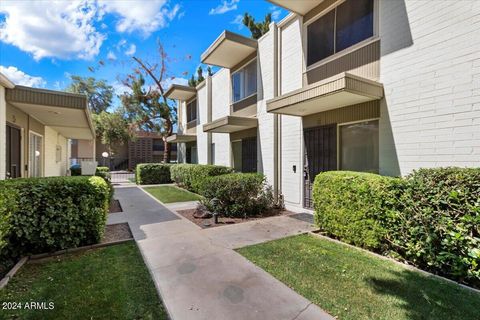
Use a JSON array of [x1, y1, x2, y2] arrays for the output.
[[101, 223, 133, 243], [109, 199, 123, 213], [177, 208, 293, 229]]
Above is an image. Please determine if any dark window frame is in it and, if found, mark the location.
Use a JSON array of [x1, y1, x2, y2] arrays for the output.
[[186, 98, 197, 123], [306, 0, 375, 67]]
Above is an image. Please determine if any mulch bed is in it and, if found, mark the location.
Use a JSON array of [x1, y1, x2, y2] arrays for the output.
[[101, 223, 133, 243], [109, 199, 123, 213], [177, 208, 293, 229]]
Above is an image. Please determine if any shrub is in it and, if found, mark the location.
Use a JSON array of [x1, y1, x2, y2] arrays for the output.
[[170, 164, 233, 193], [0, 176, 110, 263], [313, 168, 480, 288], [313, 171, 404, 250], [136, 163, 173, 185], [390, 167, 480, 286], [196, 173, 273, 218]]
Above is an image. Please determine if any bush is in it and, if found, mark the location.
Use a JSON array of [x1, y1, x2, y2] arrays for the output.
[[313, 171, 404, 250], [0, 176, 110, 263], [170, 164, 233, 193], [196, 173, 273, 218], [136, 163, 173, 185], [313, 168, 480, 288], [390, 167, 480, 286]]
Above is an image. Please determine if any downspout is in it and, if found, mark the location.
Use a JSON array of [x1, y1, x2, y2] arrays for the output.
[[207, 75, 213, 164]]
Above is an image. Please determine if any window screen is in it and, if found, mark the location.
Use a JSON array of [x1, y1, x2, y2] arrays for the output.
[[336, 0, 374, 52], [340, 120, 379, 173], [231, 60, 257, 103], [307, 0, 374, 66], [307, 10, 335, 66], [186, 99, 197, 122]]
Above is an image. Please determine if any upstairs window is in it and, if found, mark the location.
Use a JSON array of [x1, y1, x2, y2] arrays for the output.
[[186, 99, 197, 123], [232, 60, 257, 103], [307, 0, 374, 67]]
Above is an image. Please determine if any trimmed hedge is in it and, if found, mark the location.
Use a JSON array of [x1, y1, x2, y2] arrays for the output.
[[170, 164, 234, 193], [313, 171, 404, 250], [136, 163, 173, 185], [313, 168, 480, 288], [197, 173, 273, 218], [0, 176, 110, 265]]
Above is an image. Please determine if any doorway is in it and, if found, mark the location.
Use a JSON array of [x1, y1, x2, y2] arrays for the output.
[[6, 124, 21, 178], [303, 124, 337, 209]]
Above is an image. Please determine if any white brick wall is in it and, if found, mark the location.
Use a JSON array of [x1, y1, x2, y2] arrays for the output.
[[44, 126, 68, 177], [279, 17, 304, 208], [379, 0, 480, 175], [197, 83, 209, 164], [211, 69, 231, 166], [0, 86, 5, 179], [257, 28, 275, 185]]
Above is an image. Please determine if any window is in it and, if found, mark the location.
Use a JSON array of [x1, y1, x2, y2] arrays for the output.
[[232, 60, 257, 103], [152, 139, 164, 151], [340, 120, 379, 173], [186, 99, 197, 123], [29, 132, 43, 177], [307, 0, 374, 66]]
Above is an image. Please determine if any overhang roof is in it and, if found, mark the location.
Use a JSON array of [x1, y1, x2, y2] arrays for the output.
[[164, 84, 196, 101], [266, 0, 324, 15], [166, 133, 197, 143], [6, 86, 95, 140], [0, 72, 15, 89], [201, 31, 257, 69], [267, 73, 383, 117], [203, 115, 258, 133]]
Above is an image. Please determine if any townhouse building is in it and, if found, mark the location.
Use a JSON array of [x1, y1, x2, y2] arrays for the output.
[[1, 73, 96, 180], [167, 0, 480, 212]]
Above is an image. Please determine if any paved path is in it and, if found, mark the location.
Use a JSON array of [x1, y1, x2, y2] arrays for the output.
[[113, 186, 333, 320]]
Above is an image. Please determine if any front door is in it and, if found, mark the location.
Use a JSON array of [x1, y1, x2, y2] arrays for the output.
[[6, 124, 21, 179], [241, 137, 257, 173], [303, 124, 337, 209]]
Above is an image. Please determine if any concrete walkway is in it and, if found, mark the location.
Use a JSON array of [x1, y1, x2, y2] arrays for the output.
[[113, 186, 333, 320]]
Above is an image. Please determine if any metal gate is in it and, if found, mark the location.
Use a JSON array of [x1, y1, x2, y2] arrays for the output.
[[242, 137, 257, 173], [303, 124, 337, 209]]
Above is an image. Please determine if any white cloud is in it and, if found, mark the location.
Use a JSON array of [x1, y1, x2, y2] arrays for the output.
[[162, 77, 188, 89], [231, 14, 244, 30], [107, 51, 117, 60], [209, 0, 239, 15], [112, 81, 132, 96], [0, 1, 104, 61], [125, 44, 136, 56], [271, 8, 282, 21], [100, 0, 181, 36], [0, 66, 46, 87]]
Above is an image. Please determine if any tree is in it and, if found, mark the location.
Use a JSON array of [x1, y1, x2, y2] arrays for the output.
[[207, 66, 213, 77], [197, 66, 205, 83], [92, 111, 132, 156], [66, 76, 114, 113], [188, 74, 197, 87], [121, 42, 176, 162], [242, 13, 272, 39]]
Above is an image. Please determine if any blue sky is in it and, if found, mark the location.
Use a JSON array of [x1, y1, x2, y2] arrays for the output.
[[0, 0, 287, 108]]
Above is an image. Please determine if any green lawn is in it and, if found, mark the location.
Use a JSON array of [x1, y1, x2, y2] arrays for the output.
[[144, 185, 202, 203], [0, 242, 167, 320], [237, 234, 480, 320]]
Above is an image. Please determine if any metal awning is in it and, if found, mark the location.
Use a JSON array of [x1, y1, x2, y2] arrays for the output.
[[203, 116, 258, 133], [166, 133, 197, 143], [201, 31, 257, 69], [266, 0, 323, 15], [6, 86, 95, 140], [164, 84, 196, 101], [267, 73, 383, 117]]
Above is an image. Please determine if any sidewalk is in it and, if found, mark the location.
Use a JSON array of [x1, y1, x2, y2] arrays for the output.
[[113, 186, 333, 320]]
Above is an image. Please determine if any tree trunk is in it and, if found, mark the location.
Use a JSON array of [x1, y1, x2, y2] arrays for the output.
[[163, 137, 170, 163], [163, 118, 173, 163]]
